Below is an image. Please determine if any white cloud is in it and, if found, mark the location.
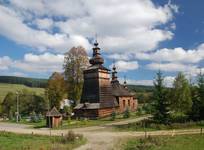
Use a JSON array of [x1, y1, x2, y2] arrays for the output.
[[135, 45, 204, 63], [24, 53, 64, 64], [0, 0, 177, 53], [106, 53, 134, 61], [12, 72, 27, 77], [34, 18, 54, 31], [110, 61, 139, 72], [146, 62, 198, 72], [0, 56, 12, 70], [0, 4, 91, 52], [164, 76, 175, 87], [55, 0, 177, 53], [128, 76, 175, 87], [0, 53, 65, 74], [10, 0, 87, 18], [118, 78, 153, 86], [14, 53, 64, 73]]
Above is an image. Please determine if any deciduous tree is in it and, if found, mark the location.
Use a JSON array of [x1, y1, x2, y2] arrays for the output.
[[171, 72, 192, 114], [47, 72, 67, 109], [63, 46, 89, 105]]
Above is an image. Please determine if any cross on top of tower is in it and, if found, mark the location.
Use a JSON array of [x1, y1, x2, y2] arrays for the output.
[[89, 36, 104, 65]]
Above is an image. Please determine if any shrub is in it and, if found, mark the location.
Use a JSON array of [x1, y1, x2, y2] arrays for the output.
[[110, 111, 116, 121], [123, 108, 130, 118], [38, 113, 43, 121], [59, 131, 83, 144], [170, 113, 189, 123], [124, 136, 164, 150], [30, 111, 39, 123]]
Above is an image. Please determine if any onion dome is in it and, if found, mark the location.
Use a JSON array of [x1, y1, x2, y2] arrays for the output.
[[111, 64, 118, 81], [89, 41, 104, 65]]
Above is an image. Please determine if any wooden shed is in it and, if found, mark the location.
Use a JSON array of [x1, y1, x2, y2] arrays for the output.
[[46, 107, 62, 128]]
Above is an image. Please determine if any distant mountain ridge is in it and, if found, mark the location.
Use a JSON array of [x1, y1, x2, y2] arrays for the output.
[[0, 76, 48, 88]]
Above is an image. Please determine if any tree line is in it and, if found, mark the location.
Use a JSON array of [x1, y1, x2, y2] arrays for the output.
[[0, 76, 48, 88], [152, 71, 204, 124]]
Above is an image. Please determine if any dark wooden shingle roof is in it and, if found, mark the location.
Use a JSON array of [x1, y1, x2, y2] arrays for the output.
[[46, 107, 62, 117], [111, 81, 134, 97]]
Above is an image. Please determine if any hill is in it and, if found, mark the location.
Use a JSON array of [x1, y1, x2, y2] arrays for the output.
[[0, 76, 48, 88], [127, 85, 154, 93], [0, 83, 45, 103]]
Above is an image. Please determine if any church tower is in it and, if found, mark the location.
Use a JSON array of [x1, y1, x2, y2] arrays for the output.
[[74, 40, 118, 118]]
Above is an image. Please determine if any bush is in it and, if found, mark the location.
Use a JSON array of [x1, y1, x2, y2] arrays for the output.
[[110, 111, 116, 121], [38, 113, 43, 121], [124, 136, 164, 150], [59, 131, 83, 144], [123, 108, 130, 118], [170, 113, 189, 123], [142, 104, 153, 114], [30, 111, 39, 123]]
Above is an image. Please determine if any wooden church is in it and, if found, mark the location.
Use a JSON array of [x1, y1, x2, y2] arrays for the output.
[[74, 41, 137, 118]]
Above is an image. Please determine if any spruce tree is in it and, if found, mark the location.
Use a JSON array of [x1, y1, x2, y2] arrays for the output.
[[197, 71, 204, 119], [190, 85, 200, 121], [152, 70, 170, 124]]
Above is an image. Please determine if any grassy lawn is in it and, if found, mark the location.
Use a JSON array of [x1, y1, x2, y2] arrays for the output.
[[0, 131, 86, 150], [0, 83, 44, 102], [56, 112, 143, 129], [1, 112, 145, 129], [3, 118, 47, 128], [122, 134, 204, 150], [113, 120, 204, 132]]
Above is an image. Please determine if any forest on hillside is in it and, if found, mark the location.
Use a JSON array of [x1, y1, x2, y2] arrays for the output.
[[0, 76, 48, 88]]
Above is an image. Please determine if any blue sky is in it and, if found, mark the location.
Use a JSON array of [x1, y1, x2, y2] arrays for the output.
[[0, 0, 204, 86]]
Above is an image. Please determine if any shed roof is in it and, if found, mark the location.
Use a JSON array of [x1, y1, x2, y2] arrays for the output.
[[46, 107, 62, 117]]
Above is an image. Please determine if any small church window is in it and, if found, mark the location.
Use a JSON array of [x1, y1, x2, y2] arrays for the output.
[[128, 100, 130, 106], [123, 100, 126, 107]]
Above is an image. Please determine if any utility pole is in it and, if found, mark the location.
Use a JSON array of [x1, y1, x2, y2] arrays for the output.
[[16, 91, 19, 123], [46, 91, 51, 136]]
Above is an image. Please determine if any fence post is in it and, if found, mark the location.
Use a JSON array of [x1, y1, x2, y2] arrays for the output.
[[145, 130, 147, 138], [172, 129, 175, 137], [201, 128, 203, 135]]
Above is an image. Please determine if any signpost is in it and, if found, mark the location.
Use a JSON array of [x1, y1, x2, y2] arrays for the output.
[[16, 91, 19, 123]]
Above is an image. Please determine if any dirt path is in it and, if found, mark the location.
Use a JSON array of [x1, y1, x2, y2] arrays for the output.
[[0, 117, 202, 150]]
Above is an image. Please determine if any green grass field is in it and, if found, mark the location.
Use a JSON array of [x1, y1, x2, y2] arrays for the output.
[[123, 134, 204, 150], [0, 83, 44, 103], [114, 120, 204, 132], [52, 112, 142, 129], [0, 131, 85, 150]]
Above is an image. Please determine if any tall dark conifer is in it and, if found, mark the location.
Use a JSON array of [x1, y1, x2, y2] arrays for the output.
[[152, 70, 170, 124], [197, 71, 204, 119]]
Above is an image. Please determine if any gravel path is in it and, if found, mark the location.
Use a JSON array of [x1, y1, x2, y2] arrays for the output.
[[0, 117, 202, 150]]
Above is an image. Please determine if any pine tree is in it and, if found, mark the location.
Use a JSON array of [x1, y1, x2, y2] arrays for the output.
[[190, 86, 200, 121], [197, 71, 204, 119], [152, 70, 170, 124]]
